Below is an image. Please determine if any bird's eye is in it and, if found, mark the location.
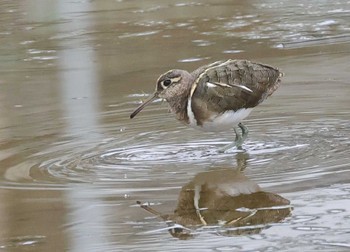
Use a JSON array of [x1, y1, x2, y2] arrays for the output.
[[163, 79, 172, 87]]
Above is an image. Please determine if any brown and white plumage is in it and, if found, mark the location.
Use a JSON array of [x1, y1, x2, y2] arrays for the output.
[[130, 59, 283, 150]]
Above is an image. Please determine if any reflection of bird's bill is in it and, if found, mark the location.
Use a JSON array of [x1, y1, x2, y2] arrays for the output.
[[137, 201, 194, 239], [130, 93, 158, 119], [136, 200, 162, 217]]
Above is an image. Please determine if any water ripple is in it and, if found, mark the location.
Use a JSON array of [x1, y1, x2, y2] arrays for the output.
[[0, 235, 46, 249], [0, 90, 349, 191], [5, 114, 344, 190]]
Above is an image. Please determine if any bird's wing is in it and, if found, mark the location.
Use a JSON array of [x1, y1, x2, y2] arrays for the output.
[[190, 59, 282, 115]]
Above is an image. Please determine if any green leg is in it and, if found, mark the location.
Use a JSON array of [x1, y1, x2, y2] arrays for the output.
[[239, 122, 249, 143], [218, 123, 249, 153]]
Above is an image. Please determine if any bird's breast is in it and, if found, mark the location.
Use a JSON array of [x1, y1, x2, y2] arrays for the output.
[[187, 107, 253, 132]]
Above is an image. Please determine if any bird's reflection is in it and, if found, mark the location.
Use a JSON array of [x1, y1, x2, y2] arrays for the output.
[[138, 153, 292, 239]]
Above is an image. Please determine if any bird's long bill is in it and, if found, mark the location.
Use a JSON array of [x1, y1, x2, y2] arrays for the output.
[[130, 93, 158, 119]]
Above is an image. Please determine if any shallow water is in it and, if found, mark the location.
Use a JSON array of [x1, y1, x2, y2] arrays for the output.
[[0, 0, 350, 251]]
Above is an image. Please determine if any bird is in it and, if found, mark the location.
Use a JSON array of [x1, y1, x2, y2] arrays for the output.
[[130, 59, 283, 152]]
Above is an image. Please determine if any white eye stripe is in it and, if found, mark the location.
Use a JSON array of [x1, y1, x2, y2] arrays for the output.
[[170, 76, 182, 83]]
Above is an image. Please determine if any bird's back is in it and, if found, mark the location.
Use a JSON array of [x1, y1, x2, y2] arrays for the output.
[[188, 59, 283, 128]]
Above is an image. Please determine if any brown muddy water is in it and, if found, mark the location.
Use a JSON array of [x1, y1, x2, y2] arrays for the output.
[[0, 0, 350, 251]]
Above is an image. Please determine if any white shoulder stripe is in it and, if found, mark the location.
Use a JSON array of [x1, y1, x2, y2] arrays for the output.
[[206, 81, 253, 93], [187, 96, 197, 126], [187, 60, 234, 127]]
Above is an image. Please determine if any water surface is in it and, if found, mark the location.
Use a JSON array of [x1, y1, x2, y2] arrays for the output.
[[0, 0, 349, 251]]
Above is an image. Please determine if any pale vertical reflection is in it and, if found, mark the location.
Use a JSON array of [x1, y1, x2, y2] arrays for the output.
[[57, 2, 107, 251], [57, 6, 99, 140]]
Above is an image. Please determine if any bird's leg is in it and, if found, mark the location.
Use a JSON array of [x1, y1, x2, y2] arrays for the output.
[[234, 126, 244, 150], [218, 123, 248, 153], [218, 142, 235, 153], [238, 122, 249, 143], [194, 185, 207, 225]]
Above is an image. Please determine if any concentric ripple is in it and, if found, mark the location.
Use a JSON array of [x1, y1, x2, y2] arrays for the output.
[[1, 92, 349, 191], [16, 113, 346, 192]]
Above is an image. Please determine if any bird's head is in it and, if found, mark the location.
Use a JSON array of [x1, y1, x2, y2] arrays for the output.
[[130, 69, 192, 119]]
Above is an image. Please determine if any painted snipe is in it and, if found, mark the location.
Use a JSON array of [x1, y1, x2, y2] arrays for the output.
[[130, 59, 283, 151]]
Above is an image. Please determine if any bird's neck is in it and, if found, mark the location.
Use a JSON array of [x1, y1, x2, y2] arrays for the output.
[[165, 73, 194, 124], [167, 94, 190, 124]]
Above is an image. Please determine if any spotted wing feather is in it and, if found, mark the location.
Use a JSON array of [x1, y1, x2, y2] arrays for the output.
[[190, 60, 282, 124]]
